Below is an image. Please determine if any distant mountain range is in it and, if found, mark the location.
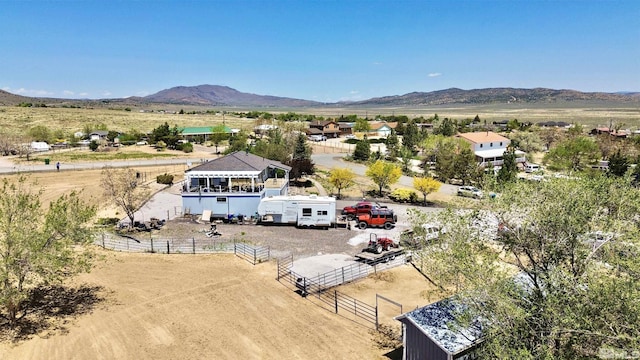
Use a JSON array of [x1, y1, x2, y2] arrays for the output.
[[1, 85, 639, 108]]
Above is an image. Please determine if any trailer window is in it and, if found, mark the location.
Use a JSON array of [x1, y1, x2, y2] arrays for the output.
[[216, 197, 227, 203], [302, 208, 312, 216], [317, 210, 328, 216]]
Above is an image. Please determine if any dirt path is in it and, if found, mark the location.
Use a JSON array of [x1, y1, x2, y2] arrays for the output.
[[0, 251, 387, 360]]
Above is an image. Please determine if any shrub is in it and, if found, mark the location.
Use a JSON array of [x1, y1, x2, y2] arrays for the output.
[[156, 173, 174, 185], [389, 188, 417, 203], [180, 142, 193, 153], [96, 217, 120, 226]]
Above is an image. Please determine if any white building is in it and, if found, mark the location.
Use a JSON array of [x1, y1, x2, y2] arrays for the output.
[[456, 131, 526, 168]]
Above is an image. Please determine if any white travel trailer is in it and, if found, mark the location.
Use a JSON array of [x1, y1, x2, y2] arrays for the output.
[[257, 195, 336, 228]]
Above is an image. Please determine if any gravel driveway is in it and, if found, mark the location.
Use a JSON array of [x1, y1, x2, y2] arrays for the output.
[[155, 200, 442, 260]]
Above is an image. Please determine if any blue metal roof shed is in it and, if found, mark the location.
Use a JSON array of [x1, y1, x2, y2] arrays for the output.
[[395, 298, 484, 360]]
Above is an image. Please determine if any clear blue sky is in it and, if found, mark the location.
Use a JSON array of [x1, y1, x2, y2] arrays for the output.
[[1, 0, 638, 102]]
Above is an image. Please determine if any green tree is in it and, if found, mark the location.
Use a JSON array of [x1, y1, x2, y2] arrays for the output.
[[544, 136, 600, 172], [435, 117, 457, 137], [292, 132, 311, 161], [225, 131, 249, 154], [354, 118, 370, 133], [366, 160, 402, 196], [509, 131, 545, 153], [101, 167, 150, 226], [28, 125, 52, 143], [0, 176, 96, 326], [385, 129, 400, 159], [328, 168, 356, 199], [89, 140, 99, 152], [410, 176, 640, 358], [497, 145, 518, 183], [607, 149, 629, 177], [402, 120, 421, 153], [353, 138, 371, 161], [413, 176, 441, 205]]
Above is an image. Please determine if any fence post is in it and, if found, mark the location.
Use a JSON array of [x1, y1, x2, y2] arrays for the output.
[[102, 233, 105, 248], [151, 238, 154, 253], [253, 248, 257, 265], [167, 210, 170, 222], [167, 240, 170, 254], [334, 290, 338, 314], [342, 267, 345, 284], [375, 304, 379, 331], [127, 237, 129, 250], [192, 238, 195, 254]]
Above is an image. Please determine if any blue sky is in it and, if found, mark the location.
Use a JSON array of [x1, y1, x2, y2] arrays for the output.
[[1, 0, 638, 102]]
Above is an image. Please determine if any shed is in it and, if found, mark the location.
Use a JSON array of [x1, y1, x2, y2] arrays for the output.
[[395, 298, 483, 360]]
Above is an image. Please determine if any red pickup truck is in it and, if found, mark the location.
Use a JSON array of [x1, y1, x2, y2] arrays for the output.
[[341, 201, 387, 221]]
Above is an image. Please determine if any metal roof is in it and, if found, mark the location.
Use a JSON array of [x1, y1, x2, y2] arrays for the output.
[[396, 298, 484, 355], [186, 151, 291, 173]]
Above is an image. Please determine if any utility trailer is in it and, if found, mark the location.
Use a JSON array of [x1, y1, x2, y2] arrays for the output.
[[257, 195, 336, 228], [355, 234, 405, 264]]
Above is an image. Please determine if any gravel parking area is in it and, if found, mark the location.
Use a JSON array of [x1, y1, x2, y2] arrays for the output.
[[154, 201, 443, 260]]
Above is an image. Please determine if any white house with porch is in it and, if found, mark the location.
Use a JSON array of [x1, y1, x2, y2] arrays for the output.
[[181, 151, 291, 219], [456, 131, 526, 168]]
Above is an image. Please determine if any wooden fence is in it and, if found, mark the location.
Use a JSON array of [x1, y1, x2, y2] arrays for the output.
[[97, 233, 270, 265]]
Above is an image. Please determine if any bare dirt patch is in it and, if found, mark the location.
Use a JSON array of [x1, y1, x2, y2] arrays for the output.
[[0, 250, 392, 360]]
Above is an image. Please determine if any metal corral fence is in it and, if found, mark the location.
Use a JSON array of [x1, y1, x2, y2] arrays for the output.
[[277, 254, 406, 330], [96, 233, 270, 265]]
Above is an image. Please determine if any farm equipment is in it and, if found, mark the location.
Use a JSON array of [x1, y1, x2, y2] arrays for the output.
[[355, 234, 404, 263], [365, 233, 399, 254]]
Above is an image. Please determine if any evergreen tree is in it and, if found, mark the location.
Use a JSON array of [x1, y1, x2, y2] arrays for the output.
[[353, 137, 371, 161], [497, 145, 518, 183], [385, 129, 400, 159], [607, 149, 629, 177]]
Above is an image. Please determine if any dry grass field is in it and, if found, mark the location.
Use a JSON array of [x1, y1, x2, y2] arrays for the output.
[[1, 103, 639, 139]]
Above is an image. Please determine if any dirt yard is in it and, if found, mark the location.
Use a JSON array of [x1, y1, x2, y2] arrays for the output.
[[0, 250, 435, 359]]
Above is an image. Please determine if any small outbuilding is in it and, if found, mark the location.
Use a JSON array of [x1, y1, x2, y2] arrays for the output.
[[395, 298, 483, 360], [30, 141, 50, 152]]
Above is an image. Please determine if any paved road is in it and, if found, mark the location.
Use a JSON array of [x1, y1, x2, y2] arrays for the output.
[[0, 157, 205, 174]]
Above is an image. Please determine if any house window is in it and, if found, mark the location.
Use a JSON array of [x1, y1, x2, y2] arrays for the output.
[[500, 142, 503, 146], [302, 208, 312, 216], [480, 144, 483, 148], [216, 197, 227, 203], [490, 142, 493, 147]]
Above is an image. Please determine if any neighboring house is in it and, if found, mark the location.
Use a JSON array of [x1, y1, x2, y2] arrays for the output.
[[338, 122, 354, 136], [308, 120, 341, 138], [30, 141, 50, 152], [181, 126, 232, 142], [395, 298, 484, 360], [89, 130, 109, 141], [181, 151, 291, 218], [367, 121, 397, 137], [456, 131, 526, 168], [590, 127, 628, 138]]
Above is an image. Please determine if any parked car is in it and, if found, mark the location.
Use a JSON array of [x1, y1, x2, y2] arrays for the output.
[[344, 134, 356, 139], [308, 135, 326, 142], [357, 208, 397, 230], [457, 186, 483, 199], [401, 224, 445, 248]]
